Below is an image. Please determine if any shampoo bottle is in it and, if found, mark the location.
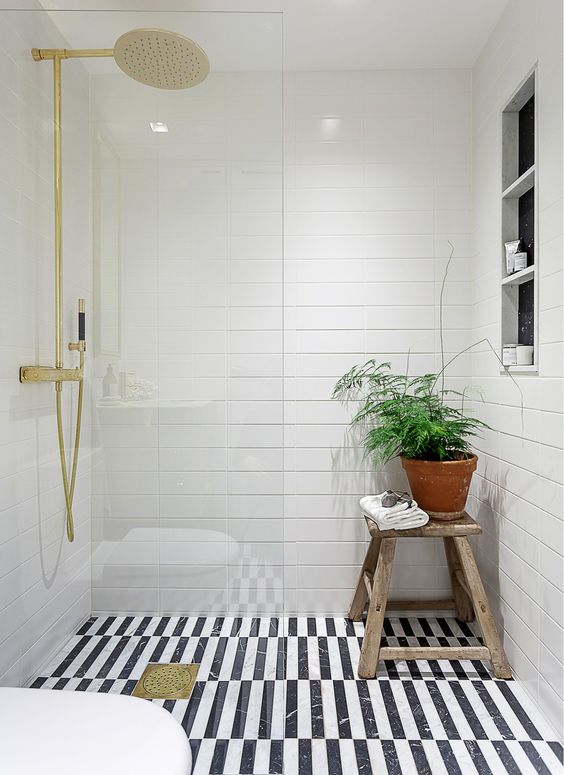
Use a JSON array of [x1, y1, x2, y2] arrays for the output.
[[103, 364, 118, 398]]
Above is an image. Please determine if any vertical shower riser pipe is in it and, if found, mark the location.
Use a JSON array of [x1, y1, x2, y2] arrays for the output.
[[54, 54, 63, 371]]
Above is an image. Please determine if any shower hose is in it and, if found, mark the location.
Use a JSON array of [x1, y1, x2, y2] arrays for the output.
[[55, 350, 84, 542]]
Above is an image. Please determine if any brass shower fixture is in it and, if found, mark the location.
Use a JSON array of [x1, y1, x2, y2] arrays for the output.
[[20, 48, 88, 544], [21, 30, 210, 543]]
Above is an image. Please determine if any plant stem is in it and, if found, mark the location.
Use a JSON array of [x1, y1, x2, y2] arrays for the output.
[[431, 336, 524, 428], [439, 240, 455, 400]]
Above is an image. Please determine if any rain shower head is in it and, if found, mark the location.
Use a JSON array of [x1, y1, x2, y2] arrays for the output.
[[113, 28, 209, 90], [31, 28, 209, 90]]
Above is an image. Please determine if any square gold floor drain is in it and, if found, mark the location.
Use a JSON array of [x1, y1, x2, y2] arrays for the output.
[[132, 663, 199, 700]]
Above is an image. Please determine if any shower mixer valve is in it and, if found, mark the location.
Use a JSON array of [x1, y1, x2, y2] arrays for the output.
[[20, 298, 86, 383]]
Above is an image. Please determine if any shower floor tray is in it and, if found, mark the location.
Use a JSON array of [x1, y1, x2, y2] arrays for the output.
[[31, 615, 563, 775]]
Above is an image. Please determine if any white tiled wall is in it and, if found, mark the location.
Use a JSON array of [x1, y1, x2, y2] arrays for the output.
[[284, 69, 473, 613], [470, 0, 563, 734], [0, 12, 91, 685], [90, 67, 472, 619]]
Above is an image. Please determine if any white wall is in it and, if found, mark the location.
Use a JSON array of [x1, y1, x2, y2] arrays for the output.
[[89, 68, 471, 617], [0, 11, 91, 685], [470, 0, 563, 734], [283, 69, 473, 613]]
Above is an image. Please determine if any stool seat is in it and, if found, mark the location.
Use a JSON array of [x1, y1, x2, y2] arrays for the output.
[[367, 511, 482, 538], [348, 511, 512, 680]]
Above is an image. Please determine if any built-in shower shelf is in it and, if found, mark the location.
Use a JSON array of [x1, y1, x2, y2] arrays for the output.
[[501, 69, 538, 370], [502, 164, 535, 199], [501, 265, 535, 286]]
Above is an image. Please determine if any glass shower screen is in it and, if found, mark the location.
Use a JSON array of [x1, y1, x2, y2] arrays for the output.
[[89, 12, 284, 624]]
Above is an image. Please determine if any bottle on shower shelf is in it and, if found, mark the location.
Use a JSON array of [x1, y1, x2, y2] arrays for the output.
[[102, 364, 118, 398]]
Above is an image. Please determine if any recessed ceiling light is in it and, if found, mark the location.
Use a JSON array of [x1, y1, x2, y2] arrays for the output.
[[149, 121, 168, 133]]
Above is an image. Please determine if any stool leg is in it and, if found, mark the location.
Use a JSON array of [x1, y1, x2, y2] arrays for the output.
[[444, 537, 474, 622], [348, 536, 381, 621], [453, 536, 512, 679], [358, 537, 396, 679]]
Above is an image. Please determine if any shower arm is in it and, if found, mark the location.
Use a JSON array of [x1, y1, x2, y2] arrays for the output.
[[32, 48, 113, 61], [19, 49, 95, 543]]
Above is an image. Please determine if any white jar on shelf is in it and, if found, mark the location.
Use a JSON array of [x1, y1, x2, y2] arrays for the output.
[[516, 345, 534, 365], [514, 252, 528, 272], [502, 344, 518, 365]]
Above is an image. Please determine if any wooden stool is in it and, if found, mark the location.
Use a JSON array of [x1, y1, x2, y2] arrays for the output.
[[348, 512, 512, 680]]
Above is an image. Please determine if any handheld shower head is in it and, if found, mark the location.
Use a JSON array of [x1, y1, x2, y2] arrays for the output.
[[113, 28, 209, 90]]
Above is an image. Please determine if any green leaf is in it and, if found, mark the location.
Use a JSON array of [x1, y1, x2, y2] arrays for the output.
[[332, 360, 491, 465]]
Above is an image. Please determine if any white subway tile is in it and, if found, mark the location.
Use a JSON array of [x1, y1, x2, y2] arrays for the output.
[[159, 472, 227, 496], [293, 163, 364, 189]]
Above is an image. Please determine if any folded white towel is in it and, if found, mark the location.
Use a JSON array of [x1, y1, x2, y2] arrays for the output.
[[367, 497, 412, 516], [360, 492, 429, 531]]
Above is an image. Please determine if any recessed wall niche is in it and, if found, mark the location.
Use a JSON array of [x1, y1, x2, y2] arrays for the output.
[[501, 69, 538, 372]]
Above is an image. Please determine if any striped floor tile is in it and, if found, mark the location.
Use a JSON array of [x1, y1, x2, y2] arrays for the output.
[[31, 616, 563, 774]]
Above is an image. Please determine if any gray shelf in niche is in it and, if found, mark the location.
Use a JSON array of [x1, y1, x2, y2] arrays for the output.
[[499, 365, 538, 375], [500, 68, 538, 370], [502, 164, 535, 199], [506, 365, 537, 373], [501, 265, 534, 286]]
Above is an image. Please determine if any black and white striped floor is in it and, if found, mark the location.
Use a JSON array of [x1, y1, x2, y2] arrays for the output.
[[32, 616, 563, 774]]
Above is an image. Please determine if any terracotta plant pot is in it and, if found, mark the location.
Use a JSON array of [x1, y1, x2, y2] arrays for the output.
[[401, 454, 478, 521]]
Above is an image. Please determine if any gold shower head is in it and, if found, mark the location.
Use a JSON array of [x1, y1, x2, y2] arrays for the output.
[[113, 28, 209, 90]]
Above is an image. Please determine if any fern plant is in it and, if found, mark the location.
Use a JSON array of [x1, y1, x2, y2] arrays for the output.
[[332, 360, 489, 465]]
